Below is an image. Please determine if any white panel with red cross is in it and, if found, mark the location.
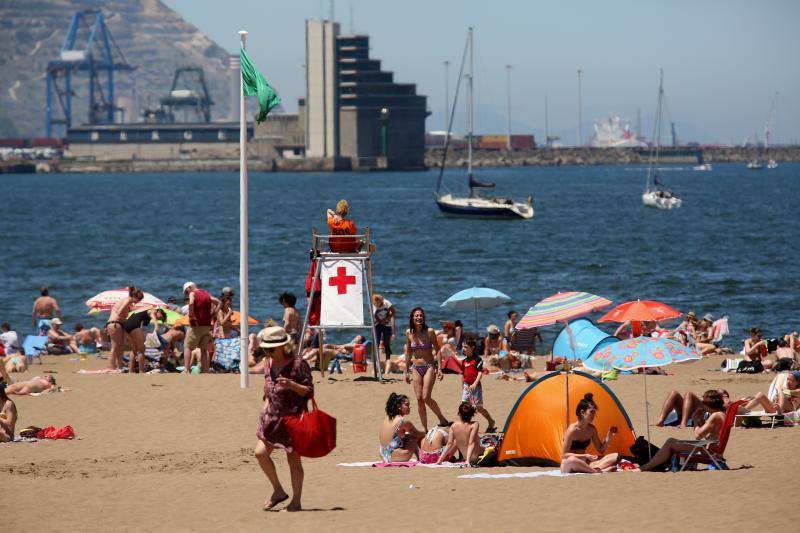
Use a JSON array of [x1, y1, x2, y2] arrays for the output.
[[320, 259, 364, 326]]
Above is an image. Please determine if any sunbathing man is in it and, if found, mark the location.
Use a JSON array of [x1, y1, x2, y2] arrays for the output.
[[74, 323, 102, 354], [641, 390, 726, 471], [0, 381, 18, 442], [436, 402, 484, 467], [46, 318, 78, 354], [5, 375, 56, 395]]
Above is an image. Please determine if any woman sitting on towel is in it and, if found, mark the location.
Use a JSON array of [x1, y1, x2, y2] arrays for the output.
[[379, 392, 424, 462], [641, 390, 726, 471], [560, 393, 620, 473]]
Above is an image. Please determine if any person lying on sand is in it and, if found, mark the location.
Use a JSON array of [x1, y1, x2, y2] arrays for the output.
[[379, 393, 424, 462], [5, 375, 56, 395], [641, 390, 726, 471], [436, 402, 484, 467], [560, 393, 620, 473], [0, 381, 18, 442]]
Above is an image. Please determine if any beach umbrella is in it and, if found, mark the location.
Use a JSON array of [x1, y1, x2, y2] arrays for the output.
[[516, 291, 613, 330], [85, 289, 165, 312], [516, 291, 613, 426], [585, 336, 702, 458], [598, 299, 681, 325], [441, 287, 511, 330]]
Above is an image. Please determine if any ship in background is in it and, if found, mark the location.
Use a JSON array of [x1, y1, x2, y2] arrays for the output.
[[589, 116, 647, 148]]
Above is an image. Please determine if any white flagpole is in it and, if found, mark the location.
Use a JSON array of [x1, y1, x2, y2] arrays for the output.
[[238, 30, 250, 389]]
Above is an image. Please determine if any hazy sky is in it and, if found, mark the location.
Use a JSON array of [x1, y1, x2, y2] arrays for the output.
[[163, 0, 799, 144]]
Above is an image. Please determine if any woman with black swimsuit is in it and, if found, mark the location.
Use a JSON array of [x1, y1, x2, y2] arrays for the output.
[[404, 307, 448, 430], [106, 286, 144, 370], [124, 308, 166, 374], [560, 393, 620, 473]]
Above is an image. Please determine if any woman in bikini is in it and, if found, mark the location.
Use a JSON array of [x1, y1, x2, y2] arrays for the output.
[[215, 296, 234, 339], [107, 286, 143, 370], [379, 392, 424, 462], [404, 307, 448, 430], [560, 393, 620, 473]]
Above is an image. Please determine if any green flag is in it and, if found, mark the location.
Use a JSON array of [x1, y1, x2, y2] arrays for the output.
[[240, 48, 281, 123]]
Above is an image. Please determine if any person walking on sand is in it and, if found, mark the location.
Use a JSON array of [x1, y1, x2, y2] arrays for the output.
[[106, 286, 143, 370], [32, 286, 61, 335], [404, 307, 448, 430], [254, 326, 313, 512], [182, 282, 218, 373], [461, 339, 496, 432]]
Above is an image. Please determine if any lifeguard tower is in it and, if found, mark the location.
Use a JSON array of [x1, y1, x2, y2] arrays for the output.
[[298, 228, 383, 381]]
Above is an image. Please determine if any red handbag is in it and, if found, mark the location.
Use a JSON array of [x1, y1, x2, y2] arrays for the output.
[[283, 399, 336, 458]]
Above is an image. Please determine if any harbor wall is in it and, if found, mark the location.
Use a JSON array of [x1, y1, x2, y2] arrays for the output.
[[3, 146, 800, 174]]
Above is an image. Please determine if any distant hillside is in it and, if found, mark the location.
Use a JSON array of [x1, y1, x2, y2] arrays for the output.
[[0, 0, 233, 138]]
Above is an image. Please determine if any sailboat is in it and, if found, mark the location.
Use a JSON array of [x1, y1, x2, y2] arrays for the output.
[[434, 28, 534, 220], [642, 70, 682, 210], [693, 151, 712, 171]]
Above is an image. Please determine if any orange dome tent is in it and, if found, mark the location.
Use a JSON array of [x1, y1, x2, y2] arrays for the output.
[[498, 371, 636, 466]]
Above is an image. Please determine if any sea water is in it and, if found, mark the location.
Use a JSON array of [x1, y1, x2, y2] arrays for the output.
[[1, 163, 797, 346]]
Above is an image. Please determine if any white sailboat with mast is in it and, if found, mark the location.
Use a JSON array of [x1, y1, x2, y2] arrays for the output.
[[434, 27, 533, 219], [642, 69, 682, 210]]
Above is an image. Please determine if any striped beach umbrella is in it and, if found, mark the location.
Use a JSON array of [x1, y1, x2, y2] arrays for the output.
[[85, 289, 165, 312], [516, 291, 612, 330]]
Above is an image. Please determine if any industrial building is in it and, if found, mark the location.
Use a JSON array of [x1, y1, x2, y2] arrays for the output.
[[59, 12, 428, 170], [305, 19, 429, 169]]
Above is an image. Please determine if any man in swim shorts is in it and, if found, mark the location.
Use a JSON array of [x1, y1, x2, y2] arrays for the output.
[[32, 286, 61, 335]]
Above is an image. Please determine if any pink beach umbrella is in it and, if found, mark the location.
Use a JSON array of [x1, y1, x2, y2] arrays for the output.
[[85, 289, 166, 312]]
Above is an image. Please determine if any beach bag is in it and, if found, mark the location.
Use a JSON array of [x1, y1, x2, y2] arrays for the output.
[[283, 398, 337, 458], [213, 338, 241, 371], [736, 360, 763, 374], [630, 436, 660, 467]]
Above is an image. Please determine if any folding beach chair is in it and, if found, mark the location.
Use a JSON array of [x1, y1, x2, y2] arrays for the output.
[[21, 335, 46, 364], [675, 399, 745, 471]]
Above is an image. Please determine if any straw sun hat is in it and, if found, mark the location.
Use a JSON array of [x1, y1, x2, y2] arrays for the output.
[[257, 326, 290, 349]]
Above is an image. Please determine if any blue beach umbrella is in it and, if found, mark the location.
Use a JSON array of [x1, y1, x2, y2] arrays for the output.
[[441, 287, 511, 331]]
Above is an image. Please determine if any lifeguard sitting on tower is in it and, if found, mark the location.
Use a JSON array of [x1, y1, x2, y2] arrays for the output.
[[327, 199, 360, 253]]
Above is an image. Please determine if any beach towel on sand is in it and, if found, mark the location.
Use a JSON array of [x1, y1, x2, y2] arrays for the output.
[[338, 461, 464, 468]]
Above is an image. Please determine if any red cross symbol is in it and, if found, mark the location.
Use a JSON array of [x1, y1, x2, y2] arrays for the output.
[[329, 266, 356, 295]]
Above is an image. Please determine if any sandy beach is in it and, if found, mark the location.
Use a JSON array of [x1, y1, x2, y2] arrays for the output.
[[1, 352, 796, 532]]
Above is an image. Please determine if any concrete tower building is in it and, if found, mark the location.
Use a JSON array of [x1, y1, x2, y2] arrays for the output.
[[305, 19, 428, 169]]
